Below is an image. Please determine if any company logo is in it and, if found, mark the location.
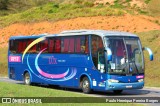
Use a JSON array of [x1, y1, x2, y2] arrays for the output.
[[2, 98, 11, 103], [9, 56, 21, 62], [49, 56, 57, 64]]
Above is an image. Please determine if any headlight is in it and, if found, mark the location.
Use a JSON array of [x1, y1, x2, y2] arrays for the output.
[[108, 79, 119, 83], [138, 79, 144, 82]]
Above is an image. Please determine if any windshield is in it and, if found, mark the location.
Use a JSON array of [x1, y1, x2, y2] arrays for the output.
[[105, 36, 144, 75]]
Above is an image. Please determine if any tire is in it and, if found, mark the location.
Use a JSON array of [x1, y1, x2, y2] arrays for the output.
[[113, 90, 123, 94], [24, 72, 31, 85], [81, 77, 91, 94]]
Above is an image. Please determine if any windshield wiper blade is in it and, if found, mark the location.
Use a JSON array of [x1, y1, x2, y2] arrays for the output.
[[130, 60, 139, 74]]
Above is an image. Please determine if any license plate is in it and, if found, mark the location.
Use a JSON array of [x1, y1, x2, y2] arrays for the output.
[[126, 85, 132, 88]]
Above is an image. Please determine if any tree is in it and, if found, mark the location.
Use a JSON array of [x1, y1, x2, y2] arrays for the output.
[[0, 0, 9, 10]]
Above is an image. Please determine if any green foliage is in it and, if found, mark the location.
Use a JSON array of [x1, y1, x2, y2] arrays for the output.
[[0, 3, 124, 27], [111, 3, 125, 9], [74, 0, 83, 4], [125, 0, 131, 2], [0, 0, 9, 10], [110, 0, 125, 9], [138, 9, 148, 15], [96, 3, 104, 8], [0, 47, 8, 77], [145, 0, 151, 4], [148, 0, 160, 16], [114, 0, 119, 3], [53, 3, 60, 8], [0, 0, 54, 16], [155, 20, 159, 24], [84, 1, 94, 7]]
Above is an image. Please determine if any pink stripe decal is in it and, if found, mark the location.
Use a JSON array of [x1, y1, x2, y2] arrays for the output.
[[9, 56, 21, 62], [136, 75, 144, 79], [38, 68, 69, 79]]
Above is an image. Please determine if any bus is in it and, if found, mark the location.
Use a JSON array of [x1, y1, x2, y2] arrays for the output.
[[8, 30, 153, 94]]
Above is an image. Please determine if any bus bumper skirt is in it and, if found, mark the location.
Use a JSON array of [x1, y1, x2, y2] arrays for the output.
[[106, 81, 144, 90]]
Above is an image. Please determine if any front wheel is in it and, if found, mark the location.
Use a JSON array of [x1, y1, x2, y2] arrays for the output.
[[113, 90, 123, 94], [81, 77, 91, 94], [24, 72, 31, 85]]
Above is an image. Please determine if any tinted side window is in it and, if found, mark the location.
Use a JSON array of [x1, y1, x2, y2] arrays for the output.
[[9, 40, 16, 53], [27, 39, 38, 53], [61, 36, 89, 54], [17, 40, 27, 53], [91, 35, 103, 68], [9, 39, 28, 54], [54, 38, 61, 53], [61, 37, 70, 53], [75, 36, 89, 53], [39, 39, 48, 53], [61, 37, 75, 53], [48, 38, 55, 53]]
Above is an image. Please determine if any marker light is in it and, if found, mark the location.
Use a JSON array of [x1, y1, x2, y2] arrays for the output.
[[138, 79, 144, 82]]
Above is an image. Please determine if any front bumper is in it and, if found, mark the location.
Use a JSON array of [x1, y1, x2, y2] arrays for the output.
[[106, 81, 144, 90]]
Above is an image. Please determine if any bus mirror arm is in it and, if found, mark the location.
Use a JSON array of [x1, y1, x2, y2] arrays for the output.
[[105, 47, 112, 61], [142, 47, 153, 61]]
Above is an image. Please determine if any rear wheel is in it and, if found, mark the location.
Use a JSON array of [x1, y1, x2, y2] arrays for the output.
[[24, 72, 31, 85], [113, 90, 123, 94], [81, 77, 91, 94]]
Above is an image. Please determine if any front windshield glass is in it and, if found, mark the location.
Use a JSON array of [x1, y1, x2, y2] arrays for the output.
[[105, 36, 144, 75]]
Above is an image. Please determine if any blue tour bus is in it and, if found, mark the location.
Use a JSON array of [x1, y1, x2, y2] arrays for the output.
[[8, 30, 153, 94]]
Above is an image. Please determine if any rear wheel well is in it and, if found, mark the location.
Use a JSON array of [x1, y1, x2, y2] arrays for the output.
[[80, 75, 87, 83], [23, 71, 29, 78]]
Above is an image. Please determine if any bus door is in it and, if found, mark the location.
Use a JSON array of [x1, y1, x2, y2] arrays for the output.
[[91, 35, 106, 89]]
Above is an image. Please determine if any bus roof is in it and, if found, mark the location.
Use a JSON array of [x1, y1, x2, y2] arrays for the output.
[[59, 30, 138, 37], [9, 30, 138, 40]]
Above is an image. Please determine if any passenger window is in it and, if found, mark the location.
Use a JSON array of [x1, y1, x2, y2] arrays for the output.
[[48, 38, 55, 53], [17, 40, 27, 53], [91, 35, 103, 69], [9, 39, 27, 54], [61, 37, 75, 53], [39, 39, 48, 53], [61, 36, 88, 54], [75, 36, 89, 53], [28, 39, 38, 53], [9, 40, 17, 53], [55, 38, 61, 53]]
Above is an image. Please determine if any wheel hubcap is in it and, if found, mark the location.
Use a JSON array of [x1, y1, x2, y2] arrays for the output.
[[25, 74, 30, 84], [83, 80, 89, 90]]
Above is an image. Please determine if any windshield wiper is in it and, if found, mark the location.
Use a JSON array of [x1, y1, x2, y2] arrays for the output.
[[130, 59, 139, 74]]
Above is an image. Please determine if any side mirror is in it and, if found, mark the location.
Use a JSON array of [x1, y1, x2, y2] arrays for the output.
[[142, 47, 153, 61], [105, 47, 112, 61]]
